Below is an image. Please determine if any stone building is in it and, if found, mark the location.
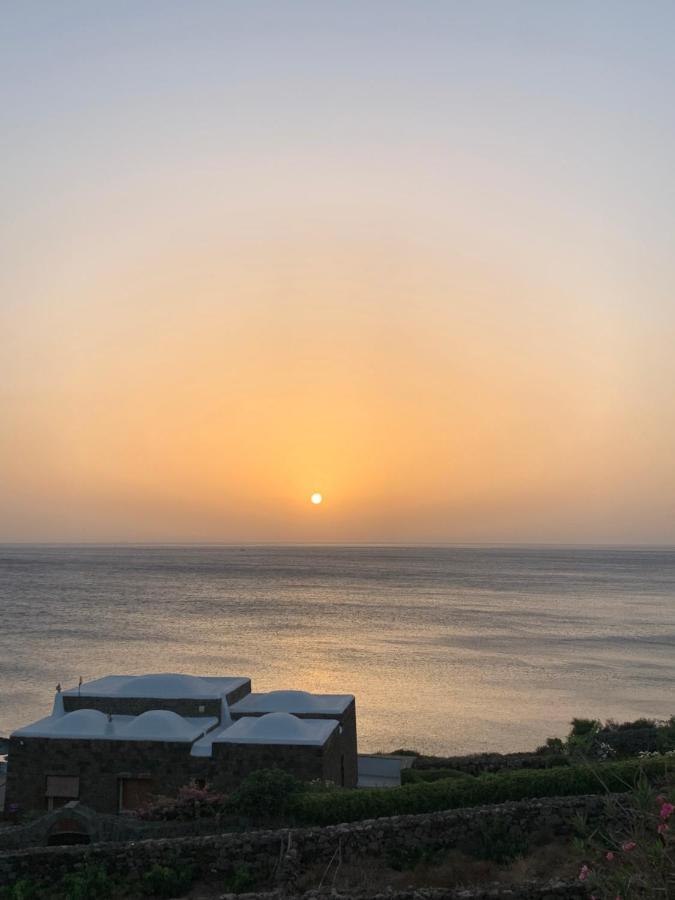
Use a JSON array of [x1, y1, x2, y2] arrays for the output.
[[3, 674, 358, 816]]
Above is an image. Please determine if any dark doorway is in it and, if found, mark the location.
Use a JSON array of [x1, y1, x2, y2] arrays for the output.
[[47, 817, 91, 846]]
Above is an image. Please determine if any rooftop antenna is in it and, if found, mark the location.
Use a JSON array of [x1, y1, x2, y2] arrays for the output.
[[56, 682, 61, 694], [78, 676, 83, 697]]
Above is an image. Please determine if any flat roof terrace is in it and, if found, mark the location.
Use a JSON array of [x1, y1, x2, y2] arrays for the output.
[[12, 708, 218, 743], [62, 673, 250, 701], [231, 689, 352, 716]]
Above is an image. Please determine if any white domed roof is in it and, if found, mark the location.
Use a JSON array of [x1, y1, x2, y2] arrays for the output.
[[244, 712, 315, 740], [122, 709, 197, 741], [114, 673, 215, 698], [50, 709, 109, 737], [213, 711, 338, 746]]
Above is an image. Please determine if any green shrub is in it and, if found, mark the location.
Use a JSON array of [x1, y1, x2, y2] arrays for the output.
[[0, 880, 41, 900], [59, 864, 114, 900], [140, 864, 193, 898], [289, 757, 672, 826], [468, 817, 532, 863], [656, 716, 675, 754], [575, 775, 674, 898], [402, 767, 471, 784], [570, 718, 601, 737], [222, 863, 257, 894], [229, 768, 304, 822], [536, 737, 566, 755]]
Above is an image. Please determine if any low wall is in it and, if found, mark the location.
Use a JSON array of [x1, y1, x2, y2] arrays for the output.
[[0, 793, 605, 889], [218, 887, 587, 900]]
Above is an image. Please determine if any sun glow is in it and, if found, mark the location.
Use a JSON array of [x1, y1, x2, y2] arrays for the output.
[[310, 493, 323, 505]]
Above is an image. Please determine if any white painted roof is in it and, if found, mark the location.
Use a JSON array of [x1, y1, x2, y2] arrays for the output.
[[208, 712, 338, 746], [12, 709, 217, 743], [62, 673, 249, 700], [232, 690, 352, 715]]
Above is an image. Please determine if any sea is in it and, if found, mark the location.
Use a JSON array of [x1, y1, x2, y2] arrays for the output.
[[0, 544, 673, 756]]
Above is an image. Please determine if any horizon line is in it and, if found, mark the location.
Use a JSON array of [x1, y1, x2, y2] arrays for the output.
[[1, 540, 674, 550]]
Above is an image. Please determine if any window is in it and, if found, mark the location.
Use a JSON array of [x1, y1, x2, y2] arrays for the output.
[[45, 775, 79, 810], [118, 777, 153, 812]]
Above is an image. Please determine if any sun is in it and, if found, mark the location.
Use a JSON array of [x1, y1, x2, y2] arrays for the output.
[[310, 492, 323, 505]]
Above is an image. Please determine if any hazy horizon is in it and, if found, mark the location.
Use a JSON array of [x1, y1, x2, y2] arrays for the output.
[[3, 1, 675, 544]]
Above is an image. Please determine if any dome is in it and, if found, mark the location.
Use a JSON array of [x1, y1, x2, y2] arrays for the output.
[[238, 712, 315, 741], [50, 709, 109, 737], [262, 691, 323, 710], [114, 674, 215, 698], [122, 709, 197, 741]]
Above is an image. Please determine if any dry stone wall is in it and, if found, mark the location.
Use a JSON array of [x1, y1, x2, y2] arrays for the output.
[[218, 887, 587, 900], [0, 794, 605, 888]]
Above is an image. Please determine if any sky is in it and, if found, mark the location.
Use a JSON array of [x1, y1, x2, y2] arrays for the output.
[[2, 1, 675, 544]]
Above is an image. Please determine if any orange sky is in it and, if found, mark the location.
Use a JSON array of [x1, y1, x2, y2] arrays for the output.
[[2, 2, 675, 543]]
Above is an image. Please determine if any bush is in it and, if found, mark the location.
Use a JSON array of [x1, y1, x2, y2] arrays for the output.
[[571, 718, 601, 737], [656, 716, 675, 754], [222, 863, 257, 894], [140, 864, 194, 898], [289, 757, 672, 826], [230, 768, 304, 822], [536, 737, 566, 755], [468, 817, 532, 864], [0, 881, 40, 900], [136, 782, 227, 821], [402, 768, 472, 784], [59, 864, 114, 900], [576, 774, 674, 898]]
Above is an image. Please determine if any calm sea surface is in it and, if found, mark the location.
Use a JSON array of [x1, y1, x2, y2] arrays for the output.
[[0, 545, 674, 755]]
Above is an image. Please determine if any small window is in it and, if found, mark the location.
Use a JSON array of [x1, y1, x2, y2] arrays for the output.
[[45, 776, 79, 810], [118, 777, 153, 812]]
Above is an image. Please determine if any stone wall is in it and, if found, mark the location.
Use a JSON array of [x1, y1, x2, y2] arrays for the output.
[[4, 736, 199, 815], [0, 793, 605, 889], [219, 887, 587, 900]]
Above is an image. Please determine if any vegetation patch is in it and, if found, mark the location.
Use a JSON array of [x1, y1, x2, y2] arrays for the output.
[[289, 757, 672, 825]]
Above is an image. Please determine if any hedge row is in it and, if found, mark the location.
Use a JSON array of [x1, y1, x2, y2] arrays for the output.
[[402, 768, 472, 784], [412, 752, 570, 773], [289, 757, 671, 826]]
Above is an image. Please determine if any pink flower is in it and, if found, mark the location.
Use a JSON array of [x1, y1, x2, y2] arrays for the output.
[[579, 864, 591, 882], [605, 851, 615, 860], [658, 822, 669, 834], [659, 802, 674, 819], [621, 841, 636, 852]]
